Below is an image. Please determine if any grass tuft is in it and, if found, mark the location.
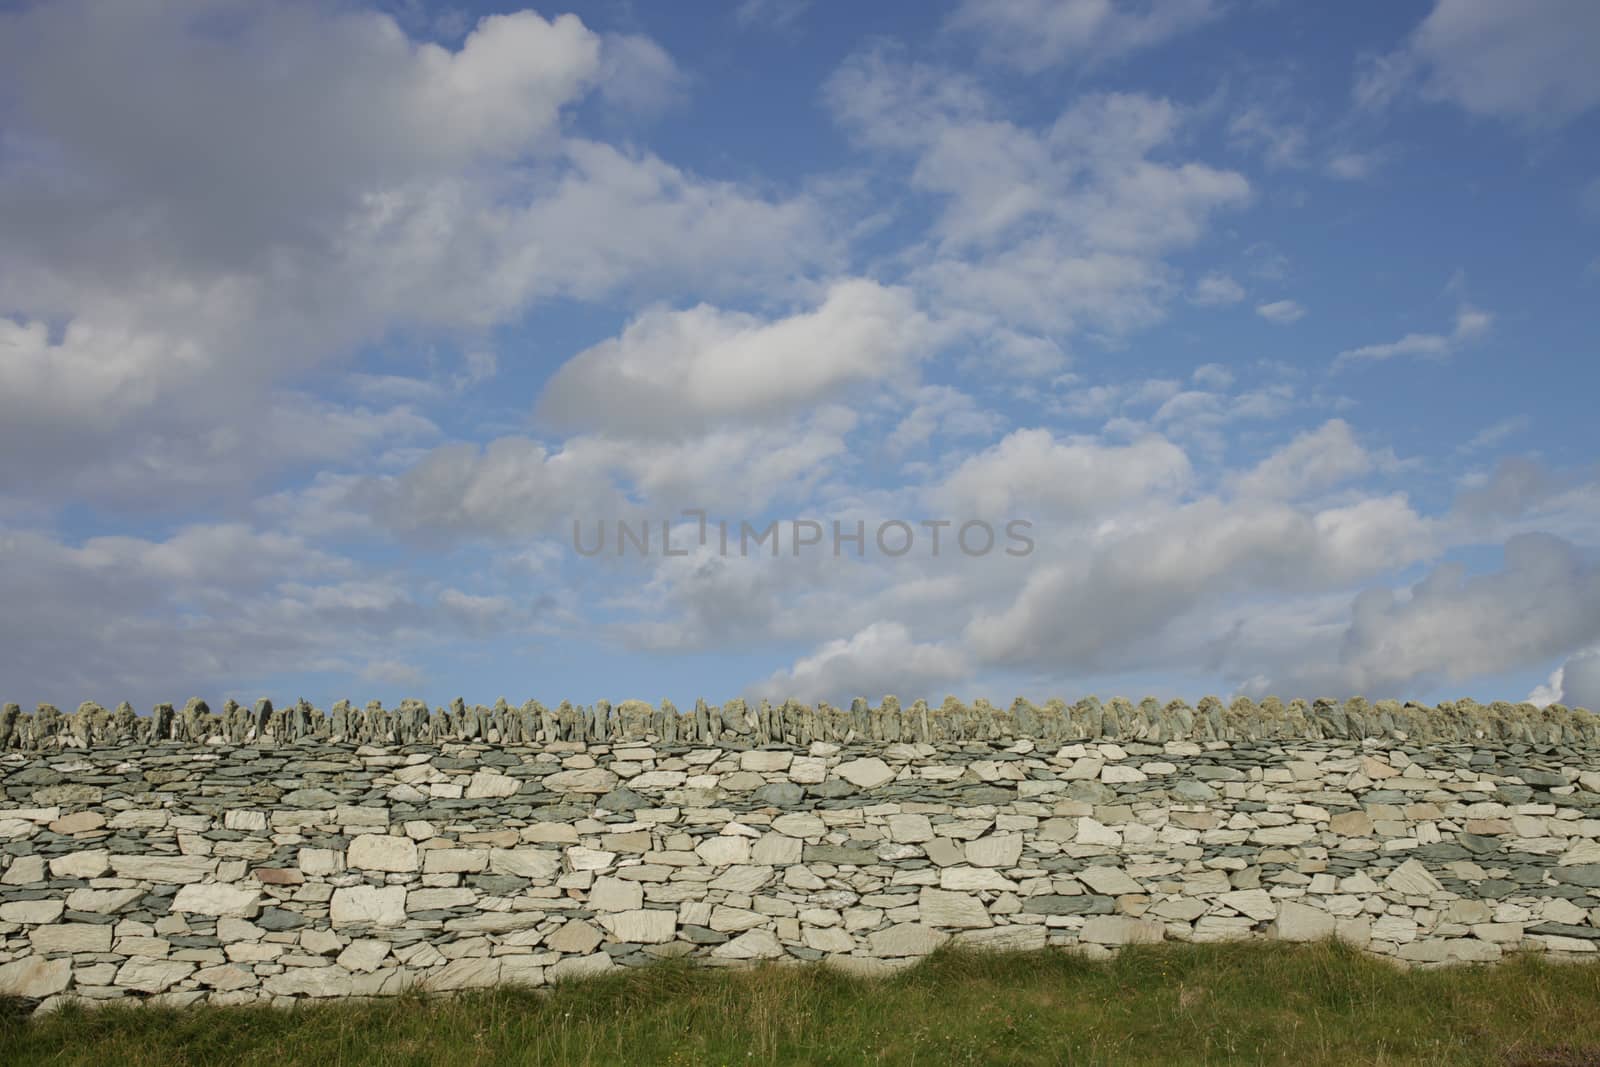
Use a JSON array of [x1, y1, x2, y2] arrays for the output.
[[3, 940, 1599, 1066]]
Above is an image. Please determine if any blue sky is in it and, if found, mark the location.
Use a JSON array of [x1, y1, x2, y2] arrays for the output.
[[1, 0, 1597, 713]]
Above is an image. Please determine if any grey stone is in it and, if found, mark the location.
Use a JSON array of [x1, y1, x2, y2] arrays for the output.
[[751, 783, 804, 807], [1021, 895, 1113, 916], [803, 844, 877, 865]]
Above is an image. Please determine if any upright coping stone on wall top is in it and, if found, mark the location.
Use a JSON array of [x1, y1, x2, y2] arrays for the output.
[[0, 694, 1595, 752]]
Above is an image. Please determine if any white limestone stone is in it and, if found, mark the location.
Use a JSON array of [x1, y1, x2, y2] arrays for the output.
[[31, 923, 112, 953], [547, 953, 615, 982], [0, 957, 71, 998], [347, 834, 420, 873], [1079, 916, 1164, 945], [329, 885, 407, 928], [115, 959, 195, 994], [711, 928, 784, 960], [543, 768, 619, 794], [918, 887, 992, 929], [49, 849, 112, 878], [1076, 866, 1142, 896], [263, 966, 354, 997], [337, 939, 391, 973], [171, 883, 261, 918], [695, 836, 750, 866], [466, 771, 521, 799], [1270, 901, 1336, 941], [887, 813, 934, 843], [589, 876, 644, 912], [835, 758, 895, 789], [965, 833, 1023, 868], [1, 899, 64, 923], [599, 908, 676, 944], [740, 751, 793, 772]]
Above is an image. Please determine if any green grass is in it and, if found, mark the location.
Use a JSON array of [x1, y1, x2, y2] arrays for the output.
[[5, 940, 1600, 1066]]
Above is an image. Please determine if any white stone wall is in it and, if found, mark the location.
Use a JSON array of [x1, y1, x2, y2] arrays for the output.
[[2, 736, 1598, 1010]]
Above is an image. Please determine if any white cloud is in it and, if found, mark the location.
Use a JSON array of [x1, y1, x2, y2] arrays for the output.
[[537, 280, 934, 436], [886, 386, 1004, 455], [1356, 0, 1600, 124], [933, 430, 1192, 518], [1228, 420, 1381, 501], [542, 403, 1600, 708], [1256, 300, 1306, 324], [949, 0, 1221, 72], [1227, 107, 1309, 170], [1459, 416, 1530, 454], [1533, 647, 1600, 710], [0, 3, 832, 506], [1283, 533, 1600, 697], [1450, 457, 1559, 525], [0, 312, 439, 501], [828, 57, 1250, 347], [752, 622, 970, 703], [361, 659, 428, 688], [962, 492, 1437, 674], [0, 522, 496, 707], [1334, 304, 1490, 368], [595, 33, 687, 115], [358, 406, 862, 544], [1141, 382, 1300, 458], [437, 589, 523, 634], [357, 437, 625, 543], [1326, 152, 1383, 181], [1189, 272, 1246, 307]]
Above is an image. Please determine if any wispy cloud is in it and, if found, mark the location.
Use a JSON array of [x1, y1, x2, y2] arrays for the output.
[[1335, 305, 1491, 369], [1256, 300, 1306, 325]]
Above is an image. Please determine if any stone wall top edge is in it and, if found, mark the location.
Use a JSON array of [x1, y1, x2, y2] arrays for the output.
[[1, 693, 1597, 755]]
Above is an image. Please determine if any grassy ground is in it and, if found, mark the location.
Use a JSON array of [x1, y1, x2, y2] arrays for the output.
[[4, 940, 1600, 1066]]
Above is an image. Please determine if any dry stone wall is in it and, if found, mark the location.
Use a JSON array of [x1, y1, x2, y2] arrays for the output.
[[2, 696, 1599, 1012]]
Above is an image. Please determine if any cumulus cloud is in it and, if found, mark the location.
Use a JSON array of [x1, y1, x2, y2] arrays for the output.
[[1450, 456, 1560, 522], [962, 492, 1436, 674], [0, 523, 475, 707], [827, 56, 1249, 347], [356, 437, 624, 543], [358, 404, 862, 544], [1357, 0, 1600, 124], [0, 2, 831, 505], [537, 280, 933, 436], [1544, 648, 1600, 710], [933, 431, 1192, 518], [1189, 273, 1246, 307], [885, 386, 1004, 455], [1280, 533, 1600, 697], [6, 0, 1592, 714], [1228, 420, 1383, 501], [1148, 383, 1299, 456], [751, 622, 970, 703], [603, 421, 1439, 692]]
